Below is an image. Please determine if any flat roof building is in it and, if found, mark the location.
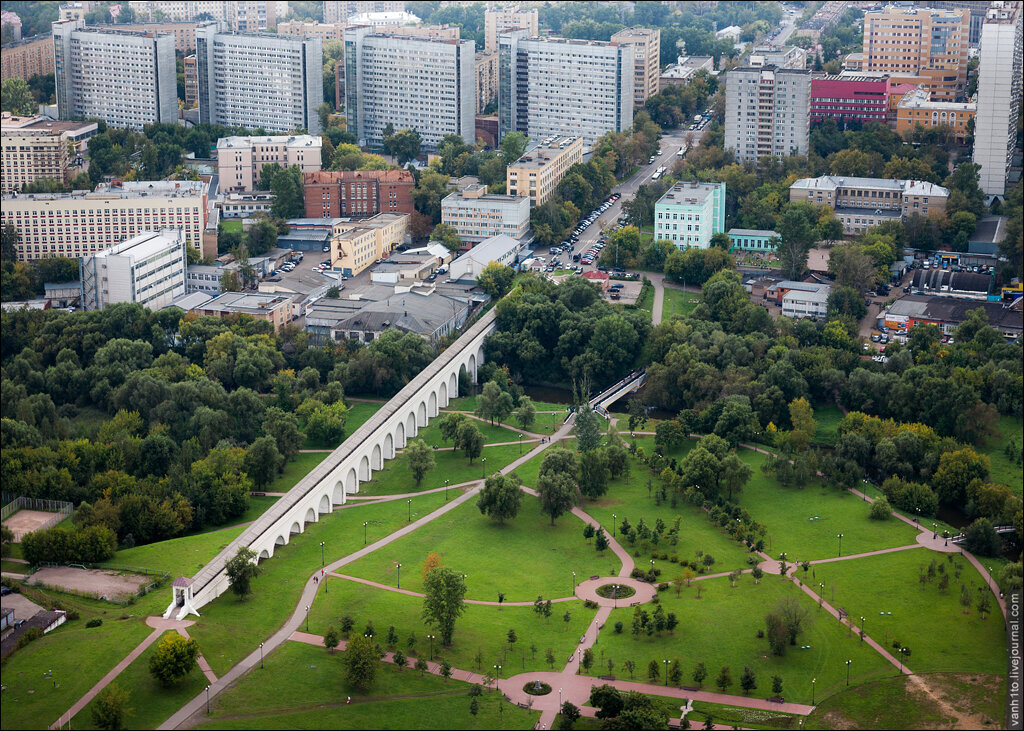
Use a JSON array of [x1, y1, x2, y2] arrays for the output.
[[659, 55, 715, 90], [725, 66, 810, 164], [276, 20, 347, 43], [1, 33, 55, 83], [883, 294, 1021, 338], [750, 45, 808, 70], [52, 19, 177, 129], [324, 2, 406, 25], [727, 228, 781, 252], [303, 169, 415, 219], [196, 23, 323, 134], [505, 136, 583, 207], [973, 1, 1022, 197], [441, 183, 531, 244], [1, 114, 97, 194], [332, 212, 410, 276], [448, 233, 522, 281], [895, 87, 976, 142], [790, 175, 949, 234], [484, 5, 538, 53], [192, 291, 294, 331], [217, 135, 322, 194], [610, 28, 661, 108], [80, 229, 187, 311], [654, 182, 726, 250], [809, 74, 889, 127]]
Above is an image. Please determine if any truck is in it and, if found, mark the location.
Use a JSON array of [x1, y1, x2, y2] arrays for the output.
[[694, 114, 703, 123]]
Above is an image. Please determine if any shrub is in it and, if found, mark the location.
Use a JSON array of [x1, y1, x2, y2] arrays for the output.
[[869, 498, 892, 520], [614, 621, 623, 634], [86, 618, 103, 628], [583, 599, 599, 609], [16, 627, 43, 648]]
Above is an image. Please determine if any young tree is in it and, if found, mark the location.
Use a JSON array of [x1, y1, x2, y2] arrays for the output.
[[430, 222, 462, 251], [456, 420, 485, 464], [546, 647, 556, 668], [627, 398, 648, 432], [405, 438, 436, 486], [422, 552, 442, 578], [477, 262, 517, 299], [647, 659, 661, 682], [595, 528, 609, 552], [393, 649, 407, 670], [582, 647, 594, 673], [574, 401, 603, 453], [440, 659, 453, 680], [415, 657, 428, 674], [692, 661, 707, 688], [324, 626, 340, 653], [345, 633, 380, 689], [623, 659, 636, 680], [477, 472, 523, 523], [740, 666, 757, 695], [92, 683, 131, 731], [469, 696, 480, 717], [477, 381, 514, 425], [148, 633, 199, 686], [386, 625, 399, 647], [715, 665, 732, 693], [225, 546, 261, 600], [772, 675, 784, 696], [514, 396, 537, 431], [559, 701, 582, 730], [422, 567, 468, 645]]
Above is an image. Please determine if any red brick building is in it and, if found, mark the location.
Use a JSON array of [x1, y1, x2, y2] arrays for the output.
[[303, 169, 415, 219]]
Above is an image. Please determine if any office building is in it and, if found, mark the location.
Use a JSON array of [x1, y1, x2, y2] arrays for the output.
[[441, 183, 531, 244], [183, 53, 198, 108], [1, 34, 55, 83], [653, 182, 726, 250], [80, 229, 187, 311], [53, 19, 176, 129], [789, 175, 949, 234], [1, 114, 98, 194], [781, 284, 831, 319], [610, 27, 661, 108], [192, 291, 294, 331], [1, 180, 209, 261], [907, 0, 990, 46], [659, 55, 714, 90], [218, 191, 274, 218], [196, 24, 323, 134], [861, 6, 969, 101], [895, 87, 976, 142], [727, 228, 781, 252], [276, 20, 346, 43], [344, 26, 475, 149], [324, 1, 406, 25], [217, 135, 322, 193], [809, 74, 889, 127], [476, 51, 499, 114], [331, 212, 409, 275], [499, 34, 634, 150], [484, 5, 538, 53], [724, 66, 810, 163], [303, 169, 415, 219], [750, 45, 808, 70], [973, 1, 1022, 198], [505, 136, 583, 206]]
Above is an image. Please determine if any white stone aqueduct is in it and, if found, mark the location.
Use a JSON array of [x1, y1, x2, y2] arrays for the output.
[[166, 309, 497, 619]]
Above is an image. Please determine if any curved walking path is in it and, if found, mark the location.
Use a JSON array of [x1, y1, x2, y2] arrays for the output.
[[327, 572, 578, 607]]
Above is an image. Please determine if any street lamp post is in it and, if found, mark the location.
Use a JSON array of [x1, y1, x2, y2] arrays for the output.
[[613, 584, 619, 609], [812, 678, 816, 705], [612, 514, 617, 537], [493, 664, 502, 692], [396, 562, 402, 589], [205, 685, 211, 714], [663, 659, 671, 686], [407, 499, 412, 522], [859, 616, 866, 642], [305, 604, 310, 632], [519, 433, 522, 454], [320, 541, 325, 567], [819, 583, 825, 608], [363, 521, 367, 545], [572, 571, 576, 595], [260, 642, 264, 669], [445, 479, 450, 501], [482, 456, 487, 478], [559, 687, 563, 707], [837, 533, 844, 557], [845, 659, 852, 686], [427, 634, 435, 661]]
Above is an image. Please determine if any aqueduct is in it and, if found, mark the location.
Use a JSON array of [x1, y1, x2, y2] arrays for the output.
[[166, 308, 497, 619]]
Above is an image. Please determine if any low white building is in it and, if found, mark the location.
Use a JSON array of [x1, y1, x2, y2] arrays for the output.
[[781, 286, 830, 319], [441, 184, 531, 243], [448, 233, 522, 281], [80, 229, 187, 311]]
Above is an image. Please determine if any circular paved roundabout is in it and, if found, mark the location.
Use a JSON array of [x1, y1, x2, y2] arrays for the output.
[[574, 576, 656, 607]]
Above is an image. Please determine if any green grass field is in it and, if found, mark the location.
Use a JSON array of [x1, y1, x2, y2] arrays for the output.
[[71, 631, 209, 730], [981, 415, 1023, 496], [266, 452, 329, 493], [731, 450, 919, 561], [812, 404, 846, 447], [804, 672, 1005, 729], [0, 618, 154, 731], [589, 576, 892, 704], [220, 219, 243, 233], [356, 443, 524, 496], [187, 492, 457, 677], [636, 284, 654, 316], [1, 559, 29, 574], [808, 549, 1006, 675], [231, 495, 278, 526], [195, 642, 537, 730], [661, 288, 701, 319], [302, 401, 387, 449], [446, 396, 570, 413], [342, 493, 619, 602], [308, 578, 597, 676], [104, 525, 247, 578], [410, 419, 527, 449]]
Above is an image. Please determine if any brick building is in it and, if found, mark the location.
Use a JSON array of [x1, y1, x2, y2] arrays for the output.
[[303, 169, 415, 219]]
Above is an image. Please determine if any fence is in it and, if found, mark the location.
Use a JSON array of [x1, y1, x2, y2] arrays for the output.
[[25, 563, 171, 606], [1, 496, 74, 540]]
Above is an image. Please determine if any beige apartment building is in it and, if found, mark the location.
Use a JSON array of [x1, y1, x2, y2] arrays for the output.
[[1, 34, 55, 83], [484, 5, 538, 53], [1, 180, 209, 261], [333, 212, 409, 275], [862, 6, 970, 101], [789, 175, 949, 234], [1, 114, 99, 193], [217, 135, 323, 193], [506, 136, 583, 206], [610, 27, 661, 108], [324, 1, 406, 25], [114, 21, 200, 52], [476, 51, 499, 114], [277, 20, 347, 42]]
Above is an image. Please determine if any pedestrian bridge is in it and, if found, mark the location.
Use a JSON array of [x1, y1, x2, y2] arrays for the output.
[[165, 307, 498, 619]]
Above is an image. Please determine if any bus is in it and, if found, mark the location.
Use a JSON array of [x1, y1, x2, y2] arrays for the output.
[[677, 143, 688, 158]]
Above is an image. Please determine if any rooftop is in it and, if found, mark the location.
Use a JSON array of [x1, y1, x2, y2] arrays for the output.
[[897, 88, 977, 112], [657, 181, 724, 206], [450, 234, 520, 266], [783, 287, 830, 303], [217, 135, 322, 149], [2, 179, 208, 202], [199, 292, 293, 314], [509, 137, 581, 170], [887, 294, 1021, 332], [1, 113, 98, 136], [790, 175, 949, 197], [93, 229, 184, 260], [728, 228, 781, 238]]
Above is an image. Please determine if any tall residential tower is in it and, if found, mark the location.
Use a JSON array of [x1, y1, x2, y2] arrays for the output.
[[973, 1, 1022, 198], [725, 65, 810, 164]]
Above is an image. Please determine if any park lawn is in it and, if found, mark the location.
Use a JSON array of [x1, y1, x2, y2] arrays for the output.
[[687, 700, 799, 729], [409, 419, 527, 449], [981, 415, 1023, 496], [1, 559, 29, 573], [812, 404, 846, 447], [356, 443, 524, 496], [308, 579, 597, 676], [219, 219, 242, 233], [589, 576, 892, 704], [809, 549, 1006, 675], [661, 288, 701, 319], [186, 492, 453, 678], [197, 640, 538, 731], [343, 494, 619, 602], [447, 396, 569, 413], [104, 525, 247, 578], [732, 450, 919, 561], [803, 672, 1005, 730], [266, 452, 329, 493], [232, 495, 278, 525], [511, 438, 578, 489], [0, 617, 154, 731], [71, 631, 209, 730], [527, 410, 569, 434]]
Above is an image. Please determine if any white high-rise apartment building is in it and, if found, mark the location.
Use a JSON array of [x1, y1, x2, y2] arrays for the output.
[[484, 5, 538, 52], [323, 1, 405, 25], [499, 34, 634, 150], [725, 65, 810, 164], [1, 180, 208, 262], [973, 1, 1022, 198], [196, 23, 323, 134], [343, 26, 475, 150], [52, 19, 176, 129], [80, 229, 188, 312]]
